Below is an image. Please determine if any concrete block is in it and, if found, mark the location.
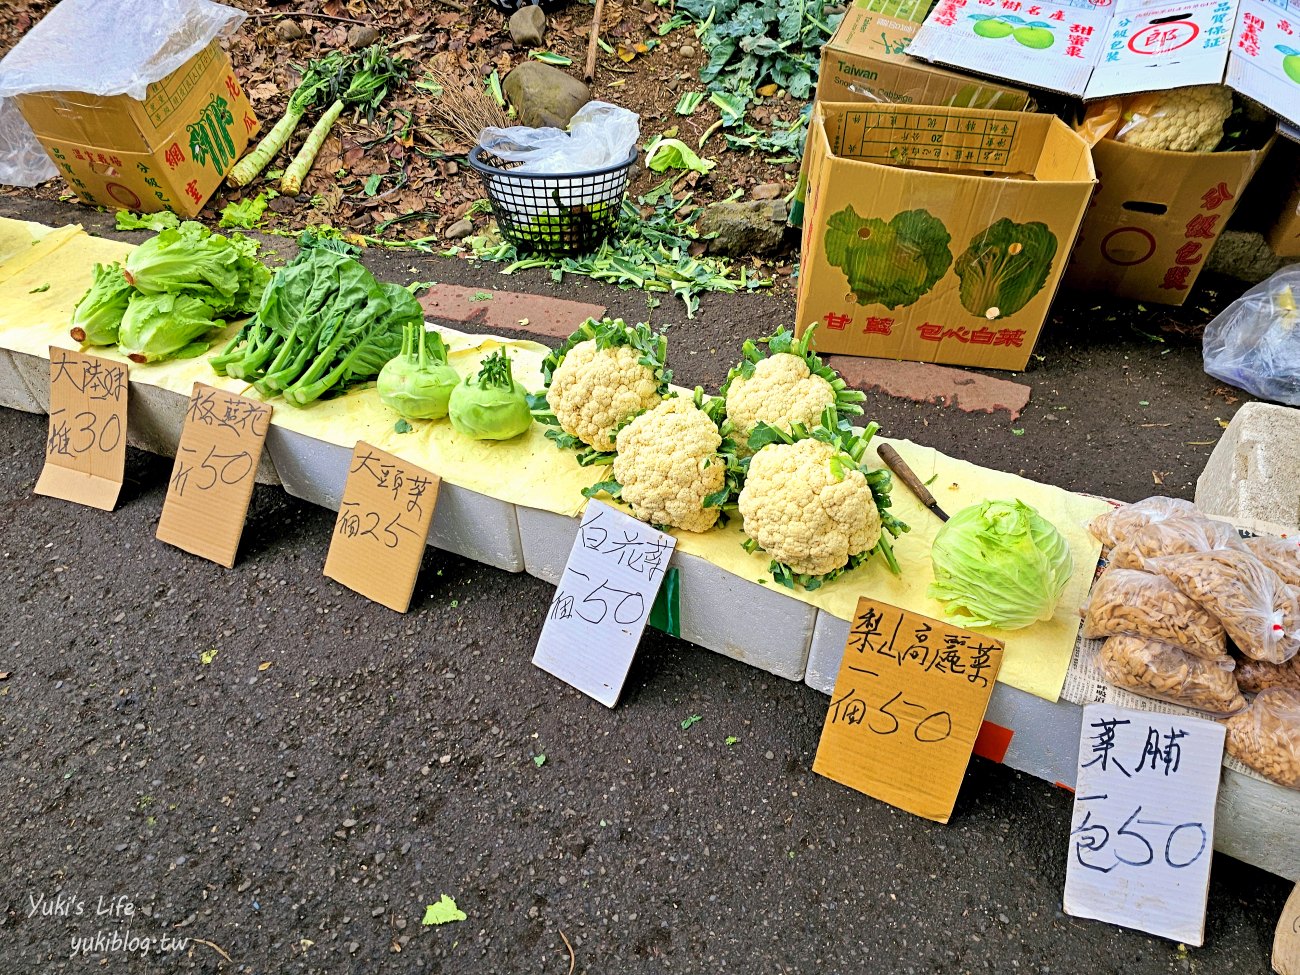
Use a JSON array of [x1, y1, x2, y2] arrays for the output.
[[517, 504, 580, 585], [1206, 229, 1295, 284], [0, 350, 41, 413], [805, 610, 849, 695], [12, 349, 49, 412], [267, 425, 523, 571], [1196, 401, 1300, 530]]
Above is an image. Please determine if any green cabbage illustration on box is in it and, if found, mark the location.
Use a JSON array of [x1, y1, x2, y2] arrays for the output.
[[953, 218, 1058, 321], [823, 206, 953, 309]]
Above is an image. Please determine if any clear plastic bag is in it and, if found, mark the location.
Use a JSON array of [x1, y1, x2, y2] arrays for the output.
[[1149, 550, 1300, 664], [1244, 534, 1300, 588], [0, 0, 245, 187], [1107, 515, 1245, 570], [1099, 635, 1244, 714], [1202, 266, 1300, 406], [1224, 687, 1300, 790], [1082, 568, 1227, 659], [1236, 656, 1300, 693], [1088, 496, 1198, 549]]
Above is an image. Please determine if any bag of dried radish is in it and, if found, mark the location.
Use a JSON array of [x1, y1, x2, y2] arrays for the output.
[[1082, 568, 1227, 659], [1244, 534, 1300, 588], [1223, 687, 1300, 789], [1149, 549, 1300, 664], [1088, 496, 1198, 549], [1106, 515, 1245, 571], [1099, 635, 1243, 714], [1235, 656, 1300, 693]]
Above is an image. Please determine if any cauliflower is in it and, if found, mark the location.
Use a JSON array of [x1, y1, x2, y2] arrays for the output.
[[738, 409, 906, 589], [537, 317, 670, 458], [605, 396, 729, 532], [1115, 85, 1233, 152], [722, 325, 864, 453]]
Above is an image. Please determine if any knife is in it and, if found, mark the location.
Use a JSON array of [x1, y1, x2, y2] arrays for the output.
[[876, 443, 949, 522]]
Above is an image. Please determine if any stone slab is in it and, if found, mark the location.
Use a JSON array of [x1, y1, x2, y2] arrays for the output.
[[1196, 401, 1300, 531]]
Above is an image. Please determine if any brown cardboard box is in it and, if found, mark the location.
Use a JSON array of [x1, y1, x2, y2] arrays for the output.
[[1266, 161, 1300, 259], [795, 103, 1095, 371], [14, 41, 258, 217], [1064, 138, 1273, 304]]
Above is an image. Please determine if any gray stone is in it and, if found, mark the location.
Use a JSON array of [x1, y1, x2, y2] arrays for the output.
[[696, 199, 788, 257], [1195, 401, 1300, 531], [275, 19, 305, 42], [446, 218, 474, 240], [1206, 229, 1297, 284], [678, 44, 696, 58], [509, 5, 547, 47], [503, 62, 590, 129], [347, 24, 379, 49]]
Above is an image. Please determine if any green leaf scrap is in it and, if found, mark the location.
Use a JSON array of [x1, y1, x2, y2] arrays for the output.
[[422, 895, 467, 926]]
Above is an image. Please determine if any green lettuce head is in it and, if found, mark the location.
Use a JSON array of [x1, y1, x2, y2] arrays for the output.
[[118, 293, 224, 364], [70, 262, 134, 346], [927, 499, 1073, 629], [448, 349, 532, 441], [123, 222, 269, 317]]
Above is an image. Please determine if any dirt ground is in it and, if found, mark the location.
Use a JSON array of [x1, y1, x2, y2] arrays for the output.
[[0, 196, 1291, 974]]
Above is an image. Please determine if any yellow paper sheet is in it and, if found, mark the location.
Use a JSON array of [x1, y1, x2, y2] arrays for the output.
[[0, 219, 1110, 701]]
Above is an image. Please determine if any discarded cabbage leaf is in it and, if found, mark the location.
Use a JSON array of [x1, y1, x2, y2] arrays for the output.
[[219, 193, 270, 230], [646, 137, 715, 174], [928, 499, 1073, 629], [70, 262, 134, 345], [118, 293, 224, 364], [421, 895, 467, 926], [115, 210, 180, 232]]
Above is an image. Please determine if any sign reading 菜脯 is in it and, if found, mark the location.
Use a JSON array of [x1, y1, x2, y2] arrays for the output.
[[323, 442, 440, 613], [1063, 703, 1226, 946], [812, 598, 1003, 823], [532, 500, 676, 708], [34, 347, 127, 511], [155, 383, 272, 568]]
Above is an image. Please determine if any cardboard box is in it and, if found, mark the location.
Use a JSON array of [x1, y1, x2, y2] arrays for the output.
[[1265, 145, 1300, 257], [15, 41, 258, 217], [795, 103, 1095, 370], [1064, 136, 1272, 302], [906, 0, 1300, 133]]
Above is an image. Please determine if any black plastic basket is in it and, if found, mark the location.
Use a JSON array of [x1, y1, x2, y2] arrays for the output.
[[467, 145, 637, 256]]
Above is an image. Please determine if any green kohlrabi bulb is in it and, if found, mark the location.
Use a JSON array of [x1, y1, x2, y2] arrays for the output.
[[448, 348, 533, 441], [378, 324, 460, 420]]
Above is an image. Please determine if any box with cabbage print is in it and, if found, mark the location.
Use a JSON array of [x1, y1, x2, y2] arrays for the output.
[[795, 103, 1096, 370]]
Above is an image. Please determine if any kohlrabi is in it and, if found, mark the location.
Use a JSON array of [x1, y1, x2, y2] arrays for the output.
[[378, 324, 459, 420], [448, 348, 532, 441]]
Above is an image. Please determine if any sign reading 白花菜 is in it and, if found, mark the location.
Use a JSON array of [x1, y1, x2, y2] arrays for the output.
[[812, 598, 1003, 822], [34, 347, 127, 512], [1063, 703, 1225, 946]]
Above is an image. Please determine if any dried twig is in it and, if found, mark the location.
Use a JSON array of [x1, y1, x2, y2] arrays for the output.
[[249, 11, 371, 24], [559, 929, 576, 975], [190, 938, 233, 963], [584, 0, 606, 82], [420, 57, 510, 150]]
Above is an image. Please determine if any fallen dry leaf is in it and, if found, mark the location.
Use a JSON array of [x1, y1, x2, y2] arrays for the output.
[[258, 661, 272, 672]]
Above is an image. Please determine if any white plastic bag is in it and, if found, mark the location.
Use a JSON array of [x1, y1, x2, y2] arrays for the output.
[[1202, 266, 1300, 405], [478, 102, 639, 216], [0, 0, 246, 187]]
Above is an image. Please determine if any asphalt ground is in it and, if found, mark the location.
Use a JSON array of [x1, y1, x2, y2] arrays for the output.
[[0, 198, 1290, 974]]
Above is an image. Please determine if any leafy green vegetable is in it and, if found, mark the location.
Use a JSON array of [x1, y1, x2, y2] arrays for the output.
[[928, 499, 1073, 630], [422, 895, 467, 926], [395, 418, 413, 433], [219, 193, 270, 230], [378, 324, 459, 420], [953, 218, 1057, 320], [115, 210, 181, 232], [70, 262, 134, 345], [823, 206, 952, 310], [645, 137, 715, 174], [123, 221, 269, 316], [675, 91, 705, 115], [681, 714, 702, 730], [118, 293, 223, 364], [448, 349, 532, 440], [28, 283, 49, 293]]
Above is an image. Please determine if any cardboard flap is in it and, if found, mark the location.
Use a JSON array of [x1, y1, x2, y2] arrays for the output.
[[1084, 0, 1237, 99], [1225, 0, 1300, 128]]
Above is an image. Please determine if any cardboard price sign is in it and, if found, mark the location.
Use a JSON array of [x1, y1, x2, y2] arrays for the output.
[[34, 347, 128, 511], [812, 598, 1003, 823], [532, 500, 676, 708], [155, 383, 272, 568], [323, 443, 439, 613], [1063, 703, 1225, 946]]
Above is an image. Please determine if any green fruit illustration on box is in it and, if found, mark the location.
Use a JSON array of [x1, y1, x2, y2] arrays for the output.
[[969, 14, 1054, 48], [1013, 24, 1055, 48], [973, 17, 1014, 37], [1279, 46, 1300, 84]]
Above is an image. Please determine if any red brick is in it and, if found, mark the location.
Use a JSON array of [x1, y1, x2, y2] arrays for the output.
[[418, 284, 605, 340], [827, 356, 1032, 420]]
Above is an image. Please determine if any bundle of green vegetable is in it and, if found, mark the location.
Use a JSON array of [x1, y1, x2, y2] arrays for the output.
[[378, 323, 459, 420], [70, 223, 270, 364], [928, 499, 1073, 629], [210, 233, 423, 407], [721, 324, 865, 453], [448, 349, 532, 441], [738, 408, 907, 589]]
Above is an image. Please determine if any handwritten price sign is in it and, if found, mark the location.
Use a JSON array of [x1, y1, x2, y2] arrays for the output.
[[532, 500, 676, 707], [323, 442, 440, 612], [34, 347, 128, 511], [813, 598, 1003, 822], [1063, 703, 1225, 946], [156, 383, 272, 568]]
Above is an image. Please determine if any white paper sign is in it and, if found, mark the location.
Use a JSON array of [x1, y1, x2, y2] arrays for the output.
[[531, 500, 676, 708], [1063, 703, 1226, 946]]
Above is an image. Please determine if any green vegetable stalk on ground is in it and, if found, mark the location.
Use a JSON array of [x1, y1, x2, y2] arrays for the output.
[[378, 324, 459, 420], [823, 206, 953, 309], [448, 348, 532, 441]]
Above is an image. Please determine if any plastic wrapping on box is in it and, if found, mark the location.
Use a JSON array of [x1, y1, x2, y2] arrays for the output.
[[0, 0, 245, 186]]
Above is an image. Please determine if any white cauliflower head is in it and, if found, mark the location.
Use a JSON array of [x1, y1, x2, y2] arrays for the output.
[[739, 437, 882, 580], [547, 341, 661, 452], [1115, 84, 1233, 152], [612, 397, 726, 533], [726, 353, 836, 453]]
